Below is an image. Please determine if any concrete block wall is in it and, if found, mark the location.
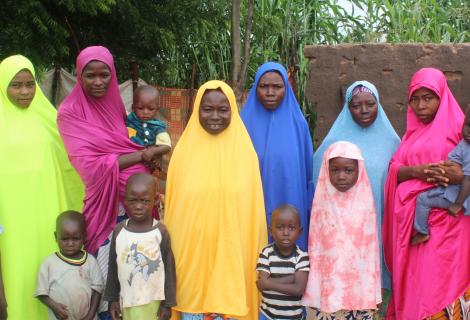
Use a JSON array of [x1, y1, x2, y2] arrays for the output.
[[304, 43, 470, 146]]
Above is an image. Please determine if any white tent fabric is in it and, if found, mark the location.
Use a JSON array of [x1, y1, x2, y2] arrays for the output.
[[40, 68, 147, 112]]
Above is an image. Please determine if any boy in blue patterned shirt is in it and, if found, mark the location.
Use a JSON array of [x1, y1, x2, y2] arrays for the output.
[[126, 85, 171, 172]]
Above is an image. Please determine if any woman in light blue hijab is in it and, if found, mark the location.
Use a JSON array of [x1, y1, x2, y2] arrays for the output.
[[312, 81, 400, 292]]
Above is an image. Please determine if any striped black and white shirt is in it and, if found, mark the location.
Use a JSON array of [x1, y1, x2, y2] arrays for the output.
[[256, 243, 309, 320]]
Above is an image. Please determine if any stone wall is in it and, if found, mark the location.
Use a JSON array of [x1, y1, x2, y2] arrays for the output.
[[304, 43, 470, 147]]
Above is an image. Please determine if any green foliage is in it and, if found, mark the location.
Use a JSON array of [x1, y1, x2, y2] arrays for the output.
[[1, 0, 468, 124], [351, 0, 470, 43], [0, 0, 228, 83], [0, 0, 116, 66]]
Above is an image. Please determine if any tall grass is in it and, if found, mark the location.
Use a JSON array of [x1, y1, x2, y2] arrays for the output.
[[149, 0, 469, 125], [353, 0, 470, 43]]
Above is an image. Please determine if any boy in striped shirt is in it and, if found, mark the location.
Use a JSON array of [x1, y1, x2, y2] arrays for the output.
[[256, 204, 309, 320]]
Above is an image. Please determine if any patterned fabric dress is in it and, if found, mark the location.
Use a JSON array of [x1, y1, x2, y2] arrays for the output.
[[310, 309, 376, 320], [312, 80, 400, 291], [302, 141, 381, 319]]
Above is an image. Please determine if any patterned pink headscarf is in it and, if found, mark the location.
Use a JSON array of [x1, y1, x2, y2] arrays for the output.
[[383, 68, 469, 319], [351, 85, 373, 97], [302, 141, 381, 312], [58, 46, 147, 254]]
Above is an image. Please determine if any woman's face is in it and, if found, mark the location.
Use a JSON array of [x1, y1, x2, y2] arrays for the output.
[[7, 69, 36, 108], [348, 91, 378, 127], [81, 60, 111, 98], [256, 71, 285, 110], [409, 87, 440, 124], [199, 89, 232, 134]]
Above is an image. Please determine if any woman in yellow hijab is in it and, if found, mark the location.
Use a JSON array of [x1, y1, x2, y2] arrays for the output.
[[0, 55, 83, 319], [165, 81, 267, 320]]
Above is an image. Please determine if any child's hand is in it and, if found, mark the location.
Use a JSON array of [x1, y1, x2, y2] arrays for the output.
[[51, 302, 69, 320], [158, 306, 171, 320], [110, 301, 121, 320], [256, 273, 269, 292], [448, 203, 462, 216]]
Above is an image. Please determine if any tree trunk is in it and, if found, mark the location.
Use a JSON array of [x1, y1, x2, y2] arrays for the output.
[[231, 0, 241, 87], [236, 0, 255, 109], [231, 0, 255, 110]]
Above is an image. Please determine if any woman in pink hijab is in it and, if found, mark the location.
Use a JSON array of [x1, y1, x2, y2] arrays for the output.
[[383, 67, 470, 319], [302, 141, 381, 319], [58, 46, 151, 317]]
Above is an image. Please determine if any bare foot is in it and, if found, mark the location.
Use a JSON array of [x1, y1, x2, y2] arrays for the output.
[[447, 203, 462, 216], [411, 233, 430, 245]]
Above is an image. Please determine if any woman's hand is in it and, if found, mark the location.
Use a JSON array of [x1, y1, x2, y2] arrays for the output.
[[412, 164, 444, 181], [428, 161, 463, 187], [398, 163, 448, 183], [142, 148, 156, 163]]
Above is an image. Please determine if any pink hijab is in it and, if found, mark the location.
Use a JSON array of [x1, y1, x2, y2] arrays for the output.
[[58, 46, 147, 254], [302, 141, 381, 312], [383, 68, 470, 319]]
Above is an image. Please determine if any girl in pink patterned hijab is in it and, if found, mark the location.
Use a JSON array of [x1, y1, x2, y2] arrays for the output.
[[58, 46, 151, 256], [302, 141, 381, 319], [383, 67, 470, 319]]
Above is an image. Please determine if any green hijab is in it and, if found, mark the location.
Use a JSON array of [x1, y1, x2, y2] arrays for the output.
[[0, 55, 83, 319]]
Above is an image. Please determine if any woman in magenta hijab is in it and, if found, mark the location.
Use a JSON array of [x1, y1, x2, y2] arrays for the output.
[[383, 68, 470, 319], [58, 46, 150, 316]]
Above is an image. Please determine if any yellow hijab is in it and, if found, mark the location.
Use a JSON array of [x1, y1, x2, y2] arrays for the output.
[[165, 81, 267, 318], [0, 55, 83, 319]]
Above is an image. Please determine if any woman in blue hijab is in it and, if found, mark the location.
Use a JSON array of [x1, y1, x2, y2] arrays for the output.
[[241, 62, 314, 251], [312, 80, 400, 295]]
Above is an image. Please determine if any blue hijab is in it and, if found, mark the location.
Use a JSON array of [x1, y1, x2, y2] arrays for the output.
[[241, 62, 314, 251], [312, 80, 400, 289]]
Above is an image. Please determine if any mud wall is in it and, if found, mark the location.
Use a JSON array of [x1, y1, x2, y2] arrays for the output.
[[304, 43, 470, 146]]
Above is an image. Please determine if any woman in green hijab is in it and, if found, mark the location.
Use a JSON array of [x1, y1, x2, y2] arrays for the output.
[[0, 55, 84, 319]]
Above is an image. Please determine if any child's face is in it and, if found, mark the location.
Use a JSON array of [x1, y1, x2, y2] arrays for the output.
[[462, 115, 470, 144], [270, 210, 302, 254], [124, 181, 155, 224], [328, 157, 359, 192], [56, 220, 84, 258], [133, 92, 159, 121]]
